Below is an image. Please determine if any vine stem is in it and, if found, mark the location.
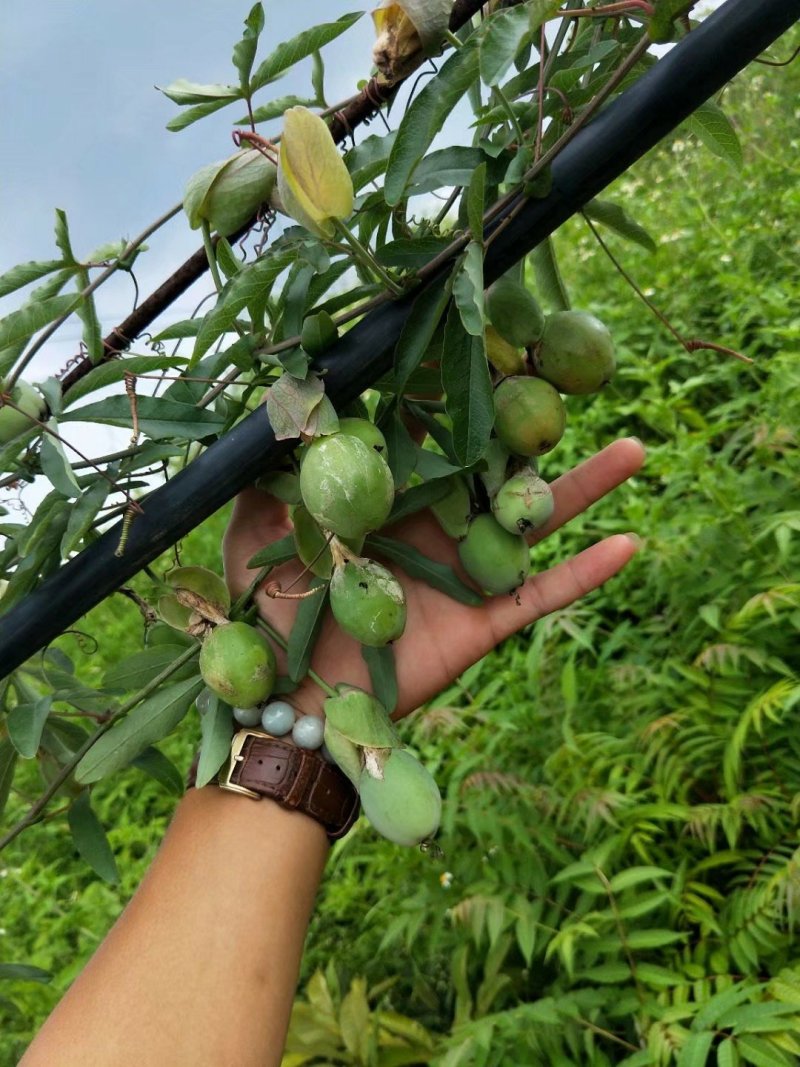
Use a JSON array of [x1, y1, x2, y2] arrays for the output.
[[582, 213, 752, 364], [256, 617, 337, 699], [7, 202, 182, 391], [0, 644, 198, 853]]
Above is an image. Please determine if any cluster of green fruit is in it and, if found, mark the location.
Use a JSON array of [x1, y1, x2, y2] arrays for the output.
[[157, 564, 440, 847], [437, 273, 616, 597], [154, 274, 615, 848]]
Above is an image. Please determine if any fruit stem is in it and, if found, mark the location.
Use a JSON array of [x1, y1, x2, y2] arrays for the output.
[[201, 221, 225, 294], [255, 618, 338, 698], [334, 222, 404, 297], [230, 564, 274, 618]]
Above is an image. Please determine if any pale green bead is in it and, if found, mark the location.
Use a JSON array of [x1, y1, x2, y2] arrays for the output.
[[261, 701, 295, 736], [292, 715, 325, 750]]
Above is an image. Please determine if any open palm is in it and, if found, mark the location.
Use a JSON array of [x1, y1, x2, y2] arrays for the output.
[[223, 437, 644, 720]]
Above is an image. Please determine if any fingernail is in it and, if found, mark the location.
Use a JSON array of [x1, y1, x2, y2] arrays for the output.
[[624, 532, 643, 551], [627, 435, 646, 454]]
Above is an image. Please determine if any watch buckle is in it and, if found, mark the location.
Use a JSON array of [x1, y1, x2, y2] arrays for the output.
[[219, 728, 263, 799]]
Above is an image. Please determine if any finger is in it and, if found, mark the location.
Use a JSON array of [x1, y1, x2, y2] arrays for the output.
[[487, 533, 640, 640], [530, 437, 645, 545]]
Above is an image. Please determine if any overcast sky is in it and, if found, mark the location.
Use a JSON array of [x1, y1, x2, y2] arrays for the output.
[[1, 1, 376, 372], [1, 1, 730, 376]]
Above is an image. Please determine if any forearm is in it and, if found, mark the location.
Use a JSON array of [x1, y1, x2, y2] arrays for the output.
[[21, 786, 329, 1067]]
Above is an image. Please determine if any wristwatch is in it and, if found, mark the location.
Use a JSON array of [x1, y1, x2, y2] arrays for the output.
[[217, 729, 360, 842]]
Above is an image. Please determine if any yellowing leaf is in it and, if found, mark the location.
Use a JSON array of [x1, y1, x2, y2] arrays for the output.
[[277, 107, 353, 238]]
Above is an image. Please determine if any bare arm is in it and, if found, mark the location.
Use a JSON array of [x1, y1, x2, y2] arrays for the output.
[[21, 437, 644, 1067], [21, 786, 328, 1067]]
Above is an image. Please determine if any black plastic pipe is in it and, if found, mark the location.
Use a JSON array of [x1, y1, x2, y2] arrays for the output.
[[1, 0, 797, 677]]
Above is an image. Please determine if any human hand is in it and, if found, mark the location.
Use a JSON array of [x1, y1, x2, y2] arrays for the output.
[[223, 437, 645, 720]]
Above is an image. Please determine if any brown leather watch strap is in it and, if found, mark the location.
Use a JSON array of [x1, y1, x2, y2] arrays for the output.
[[218, 730, 360, 842]]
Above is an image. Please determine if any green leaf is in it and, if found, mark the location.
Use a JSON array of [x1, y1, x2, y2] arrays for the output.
[[737, 1035, 794, 1067], [677, 1031, 714, 1067], [39, 421, 81, 498], [242, 94, 317, 126], [0, 964, 52, 984], [68, 790, 119, 883], [442, 303, 492, 467], [76, 267, 104, 363], [583, 198, 657, 254], [465, 162, 486, 242], [166, 97, 240, 132], [376, 237, 453, 269], [0, 293, 81, 350], [380, 404, 417, 488], [54, 209, 76, 263], [453, 242, 485, 337], [366, 534, 483, 607], [311, 49, 325, 105], [385, 41, 480, 206], [233, 3, 265, 88], [250, 13, 363, 93], [196, 695, 233, 788], [287, 578, 329, 683], [683, 101, 743, 169], [246, 532, 298, 569], [63, 356, 187, 406], [479, 4, 535, 87], [0, 738, 18, 820], [361, 645, 398, 715], [0, 259, 65, 299], [608, 865, 673, 892], [61, 466, 117, 556], [0, 269, 75, 378], [394, 280, 450, 395], [159, 78, 241, 105], [7, 697, 52, 758], [103, 646, 198, 693], [131, 746, 185, 796], [716, 1039, 738, 1067], [388, 479, 451, 525], [75, 676, 204, 784], [408, 146, 502, 196], [62, 395, 226, 441], [530, 237, 570, 311], [193, 245, 297, 361]]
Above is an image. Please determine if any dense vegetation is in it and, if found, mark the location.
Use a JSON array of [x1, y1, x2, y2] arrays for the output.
[[2, 30, 799, 1067]]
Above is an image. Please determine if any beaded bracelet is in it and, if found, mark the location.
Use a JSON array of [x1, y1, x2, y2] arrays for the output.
[[232, 699, 330, 755]]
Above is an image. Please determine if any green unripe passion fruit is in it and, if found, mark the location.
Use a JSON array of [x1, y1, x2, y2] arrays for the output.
[[199, 622, 276, 708], [291, 504, 334, 578], [338, 417, 387, 456], [359, 749, 442, 846], [329, 556, 406, 647], [533, 311, 615, 394], [431, 475, 472, 539], [492, 469, 554, 534], [485, 325, 526, 377], [458, 513, 530, 595], [299, 433, 394, 541], [485, 275, 545, 348], [157, 566, 231, 631], [0, 380, 45, 444], [493, 376, 566, 457]]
